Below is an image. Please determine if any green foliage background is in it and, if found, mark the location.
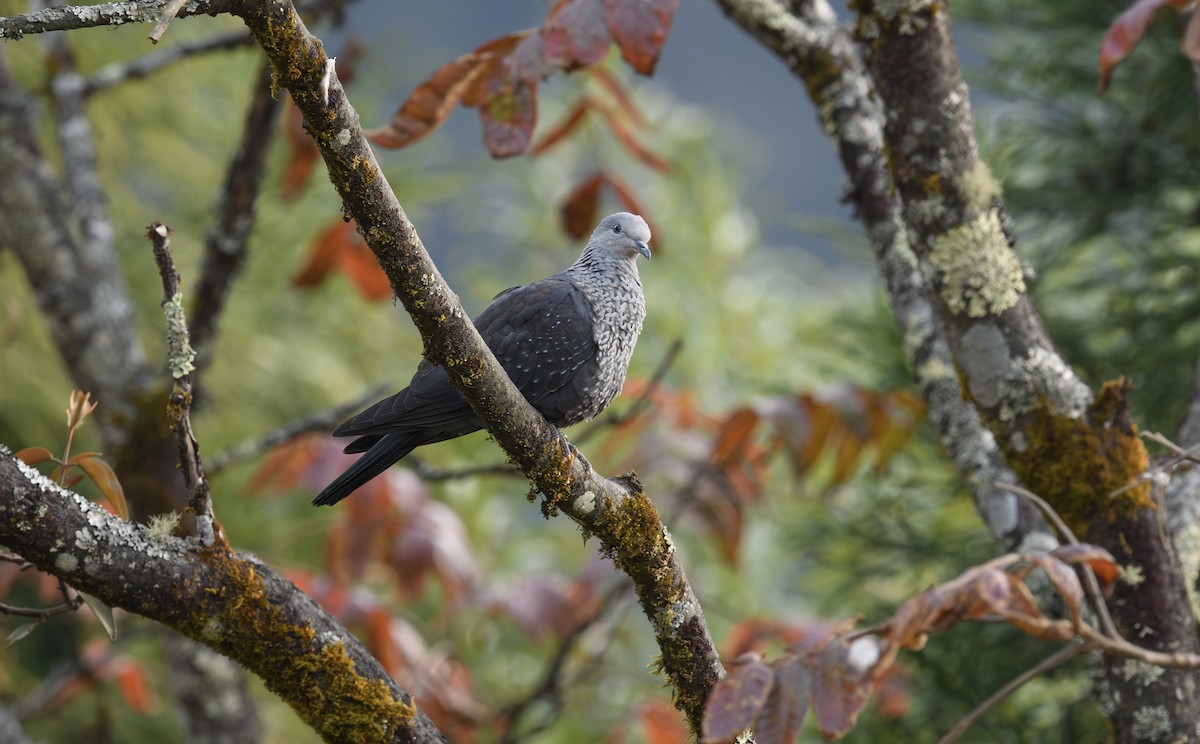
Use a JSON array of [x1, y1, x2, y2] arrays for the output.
[[0, 0, 1192, 740]]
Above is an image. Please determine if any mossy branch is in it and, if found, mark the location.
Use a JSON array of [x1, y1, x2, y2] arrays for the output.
[[228, 0, 721, 732]]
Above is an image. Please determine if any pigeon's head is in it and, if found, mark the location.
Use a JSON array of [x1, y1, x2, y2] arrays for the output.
[[592, 212, 652, 261]]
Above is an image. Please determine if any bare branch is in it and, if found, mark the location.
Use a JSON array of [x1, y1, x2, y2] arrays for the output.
[[148, 0, 189, 42], [0, 0, 231, 39], [206, 381, 394, 475], [84, 30, 253, 96], [936, 642, 1088, 744]]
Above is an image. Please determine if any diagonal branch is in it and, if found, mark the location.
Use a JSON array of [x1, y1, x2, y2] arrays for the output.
[[0, 448, 448, 744], [84, 30, 254, 96], [229, 0, 722, 732]]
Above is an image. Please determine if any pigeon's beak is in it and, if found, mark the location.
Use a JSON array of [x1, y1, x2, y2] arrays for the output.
[[635, 240, 651, 260]]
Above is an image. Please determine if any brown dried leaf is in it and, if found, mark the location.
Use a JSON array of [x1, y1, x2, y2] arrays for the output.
[[368, 32, 530, 149], [710, 408, 760, 465], [604, 0, 679, 75], [810, 639, 873, 739], [753, 658, 809, 744], [701, 656, 774, 744]]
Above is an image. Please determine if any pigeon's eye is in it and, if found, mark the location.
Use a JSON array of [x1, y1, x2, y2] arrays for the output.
[[612, 224, 622, 234]]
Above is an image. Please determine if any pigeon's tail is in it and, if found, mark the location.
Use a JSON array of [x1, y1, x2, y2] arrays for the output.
[[312, 433, 418, 506]]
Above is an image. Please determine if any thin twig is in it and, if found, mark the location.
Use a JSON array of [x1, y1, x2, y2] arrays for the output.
[[84, 30, 253, 96], [0, 597, 84, 620], [206, 381, 395, 475], [936, 641, 1088, 744], [147, 0, 189, 43], [147, 223, 220, 546]]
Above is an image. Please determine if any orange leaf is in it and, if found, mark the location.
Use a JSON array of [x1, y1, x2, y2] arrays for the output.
[[74, 454, 128, 520], [595, 104, 671, 172], [588, 66, 650, 129], [369, 32, 530, 149], [293, 219, 351, 288], [529, 98, 591, 156], [15, 446, 55, 466], [340, 239, 393, 302], [638, 699, 688, 744], [604, 0, 679, 75], [112, 660, 157, 714], [710, 408, 760, 465]]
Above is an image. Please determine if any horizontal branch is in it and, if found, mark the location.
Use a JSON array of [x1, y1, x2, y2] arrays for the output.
[[229, 0, 722, 732], [0, 0, 232, 39], [0, 447, 448, 744]]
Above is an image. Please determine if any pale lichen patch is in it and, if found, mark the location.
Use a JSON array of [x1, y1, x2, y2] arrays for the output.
[[1121, 563, 1146, 587], [55, 552, 79, 573], [1131, 705, 1171, 740], [574, 490, 596, 514], [928, 211, 1026, 318], [960, 160, 1003, 206], [1120, 658, 1165, 686]]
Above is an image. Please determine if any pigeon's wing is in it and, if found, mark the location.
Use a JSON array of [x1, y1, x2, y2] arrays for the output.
[[332, 359, 479, 442], [474, 275, 600, 424]]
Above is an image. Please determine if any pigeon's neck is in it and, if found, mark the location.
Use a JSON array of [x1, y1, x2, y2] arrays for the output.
[[567, 244, 642, 284]]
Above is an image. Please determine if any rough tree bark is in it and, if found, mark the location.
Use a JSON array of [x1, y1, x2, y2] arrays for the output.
[[716, 0, 1200, 739]]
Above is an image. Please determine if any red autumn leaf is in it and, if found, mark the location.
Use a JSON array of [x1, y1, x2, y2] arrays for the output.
[[368, 32, 530, 149], [340, 237, 393, 302], [1099, 0, 1191, 92], [873, 665, 911, 719], [604, 0, 679, 75], [594, 103, 671, 172], [561, 171, 608, 238], [1026, 553, 1086, 628], [478, 63, 540, 158], [543, 0, 612, 70], [711, 408, 760, 465], [701, 655, 774, 744], [111, 658, 157, 714], [638, 699, 689, 744], [588, 66, 650, 129], [529, 98, 592, 156], [753, 658, 810, 744], [245, 436, 323, 495], [809, 638, 875, 739]]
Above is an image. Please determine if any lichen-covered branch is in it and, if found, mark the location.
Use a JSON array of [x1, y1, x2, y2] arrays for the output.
[[711, 0, 1049, 549], [850, 0, 1200, 738], [227, 0, 721, 731], [0, 448, 448, 744], [0, 0, 231, 39]]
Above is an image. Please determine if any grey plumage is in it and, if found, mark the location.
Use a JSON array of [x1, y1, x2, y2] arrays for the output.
[[313, 212, 652, 506]]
